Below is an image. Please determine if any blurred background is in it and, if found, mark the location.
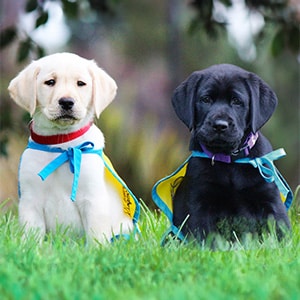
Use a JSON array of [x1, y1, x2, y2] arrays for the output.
[[0, 0, 299, 209]]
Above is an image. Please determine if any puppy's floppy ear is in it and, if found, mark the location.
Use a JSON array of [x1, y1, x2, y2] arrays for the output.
[[88, 61, 117, 118], [8, 61, 40, 116], [247, 73, 278, 133], [171, 71, 202, 130]]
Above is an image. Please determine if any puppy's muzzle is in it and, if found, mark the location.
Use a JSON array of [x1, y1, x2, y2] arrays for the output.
[[56, 97, 78, 123]]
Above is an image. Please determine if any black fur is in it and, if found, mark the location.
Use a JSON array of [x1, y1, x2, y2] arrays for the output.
[[171, 64, 290, 243]]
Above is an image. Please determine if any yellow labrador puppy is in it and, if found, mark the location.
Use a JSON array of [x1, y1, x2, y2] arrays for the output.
[[8, 52, 138, 243]]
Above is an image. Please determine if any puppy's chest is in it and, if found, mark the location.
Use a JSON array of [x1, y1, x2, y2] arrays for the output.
[[187, 159, 260, 189], [21, 148, 104, 192]]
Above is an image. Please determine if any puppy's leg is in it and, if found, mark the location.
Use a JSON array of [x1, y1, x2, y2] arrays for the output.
[[173, 176, 212, 242], [244, 182, 291, 239], [80, 197, 134, 244], [78, 155, 134, 244], [80, 201, 134, 244], [19, 200, 46, 242], [266, 200, 291, 240], [83, 213, 113, 245], [78, 191, 116, 245]]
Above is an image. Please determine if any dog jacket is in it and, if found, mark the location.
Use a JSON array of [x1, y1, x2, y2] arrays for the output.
[[152, 148, 293, 242]]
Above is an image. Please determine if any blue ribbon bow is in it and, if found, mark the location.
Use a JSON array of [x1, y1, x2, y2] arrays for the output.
[[236, 149, 285, 182], [27, 141, 102, 201], [192, 148, 293, 209]]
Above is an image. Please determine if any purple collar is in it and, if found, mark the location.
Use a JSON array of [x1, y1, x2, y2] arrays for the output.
[[200, 132, 259, 164]]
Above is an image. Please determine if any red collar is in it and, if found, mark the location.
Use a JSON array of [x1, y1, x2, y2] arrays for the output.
[[30, 122, 92, 145]]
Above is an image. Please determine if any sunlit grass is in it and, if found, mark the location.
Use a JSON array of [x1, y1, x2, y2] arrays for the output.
[[0, 197, 299, 300]]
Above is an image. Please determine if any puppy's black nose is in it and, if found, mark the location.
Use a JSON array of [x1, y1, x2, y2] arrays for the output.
[[213, 120, 229, 133], [59, 97, 74, 111]]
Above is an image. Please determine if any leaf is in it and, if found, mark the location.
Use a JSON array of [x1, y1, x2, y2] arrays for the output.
[[0, 27, 17, 49], [17, 40, 31, 62], [219, 0, 232, 7], [271, 28, 285, 57], [188, 17, 202, 35], [89, 0, 117, 15], [37, 45, 46, 58], [205, 21, 225, 39], [25, 0, 38, 12], [35, 11, 49, 28], [0, 137, 8, 157], [61, 0, 79, 19], [287, 25, 300, 54]]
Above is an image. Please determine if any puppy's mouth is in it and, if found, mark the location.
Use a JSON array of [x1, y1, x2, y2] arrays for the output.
[[56, 114, 77, 120], [195, 123, 244, 154], [203, 138, 240, 154], [53, 114, 79, 125], [196, 131, 241, 154]]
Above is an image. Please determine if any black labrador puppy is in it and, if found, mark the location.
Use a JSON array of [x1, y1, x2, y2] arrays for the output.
[[171, 64, 290, 243]]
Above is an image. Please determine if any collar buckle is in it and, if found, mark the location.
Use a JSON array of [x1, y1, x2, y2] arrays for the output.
[[211, 155, 216, 166]]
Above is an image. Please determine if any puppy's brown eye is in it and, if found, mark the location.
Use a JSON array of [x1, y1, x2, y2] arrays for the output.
[[77, 81, 86, 87], [232, 97, 242, 106], [44, 79, 55, 86], [201, 96, 212, 104]]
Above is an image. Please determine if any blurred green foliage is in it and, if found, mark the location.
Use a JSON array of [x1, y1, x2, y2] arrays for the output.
[[1, 0, 299, 62], [98, 109, 188, 208], [0, 0, 299, 205]]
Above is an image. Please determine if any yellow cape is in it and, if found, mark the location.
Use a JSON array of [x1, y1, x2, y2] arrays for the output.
[[102, 153, 140, 224], [152, 152, 293, 225]]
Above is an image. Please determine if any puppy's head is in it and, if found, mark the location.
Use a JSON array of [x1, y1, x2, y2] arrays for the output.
[[8, 52, 117, 130], [172, 64, 278, 154]]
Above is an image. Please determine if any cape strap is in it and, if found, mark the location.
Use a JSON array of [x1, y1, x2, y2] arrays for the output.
[[192, 148, 293, 209], [26, 140, 140, 223]]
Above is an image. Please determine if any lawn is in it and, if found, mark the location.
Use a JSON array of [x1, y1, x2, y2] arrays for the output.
[[0, 200, 299, 300]]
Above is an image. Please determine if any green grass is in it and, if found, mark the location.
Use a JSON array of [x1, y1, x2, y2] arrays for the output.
[[0, 201, 299, 300]]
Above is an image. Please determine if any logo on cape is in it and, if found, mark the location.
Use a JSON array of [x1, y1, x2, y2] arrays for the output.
[[102, 152, 139, 222]]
